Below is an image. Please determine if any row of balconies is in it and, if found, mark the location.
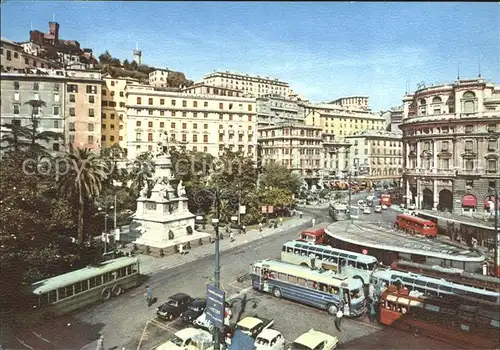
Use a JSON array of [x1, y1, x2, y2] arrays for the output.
[[403, 168, 496, 177]]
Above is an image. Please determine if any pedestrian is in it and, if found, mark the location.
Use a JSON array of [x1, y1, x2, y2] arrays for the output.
[[259, 222, 263, 234], [279, 217, 283, 226], [299, 211, 303, 218], [230, 230, 235, 242], [369, 301, 377, 323], [96, 335, 104, 350], [145, 285, 152, 306], [311, 218, 316, 227], [334, 308, 343, 331]]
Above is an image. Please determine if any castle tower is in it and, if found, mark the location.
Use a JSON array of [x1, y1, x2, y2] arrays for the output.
[[133, 42, 142, 65]]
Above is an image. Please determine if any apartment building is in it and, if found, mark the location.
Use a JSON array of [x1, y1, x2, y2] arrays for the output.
[[256, 94, 305, 126], [0, 68, 103, 152], [1, 38, 60, 72], [182, 83, 244, 97], [304, 102, 386, 137], [149, 69, 170, 88], [101, 75, 140, 151], [202, 70, 291, 98], [345, 130, 403, 187], [401, 77, 500, 213], [328, 96, 369, 110], [258, 124, 324, 184], [125, 84, 258, 160], [65, 69, 103, 150]]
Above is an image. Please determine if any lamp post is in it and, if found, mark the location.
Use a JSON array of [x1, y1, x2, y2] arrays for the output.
[[98, 202, 114, 255]]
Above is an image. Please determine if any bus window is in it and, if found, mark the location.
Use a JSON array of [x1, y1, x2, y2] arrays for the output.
[[439, 285, 452, 293], [415, 279, 426, 286], [319, 283, 328, 292], [277, 272, 287, 280], [95, 276, 102, 286], [287, 247, 293, 253], [82, 280, 89, 291], [58, 288, 67, 300], [357, 262, 367, 270], [347, 260, 356, 268], [426, 282, 439, 290], [315, 254, 323, 260], [282, 246, 286, 252], [288, 276, 298, 284], [48, 290, 57, 303], [103, 273, 109, 284], [402, 277, 414, 285], [294, 248, 301, 255], [440, 307, 456, 317], [66, 285, 74, 298], [350, 289, 361, 299], [297, 278, 307, 286], [89, 278, 96, 289], [39, 293, 49, 306], [330, 286, 339, 295], [74, 282, 82, 294], [370, 277, 378, 285], [131, 264, 138, 273], [330, 257, 338, 264], [126, 266, 132, 275]]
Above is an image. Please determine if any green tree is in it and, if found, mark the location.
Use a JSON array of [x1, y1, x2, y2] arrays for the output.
[[122, 59, 131, 70], [58, 147, 109, 244], [260, 162, 302, 193], [130, 60, 139, 71], [98, 50, 113, 64], [260, 187, 294, 208]]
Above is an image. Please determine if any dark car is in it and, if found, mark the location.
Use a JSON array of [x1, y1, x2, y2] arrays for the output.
[[180, 298, 206, 324], [156, 293, 192, 321]]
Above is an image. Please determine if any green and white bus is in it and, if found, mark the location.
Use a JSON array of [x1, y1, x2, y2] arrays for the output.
[[251, 259, 366, 317], [28, 257, 140, 316]]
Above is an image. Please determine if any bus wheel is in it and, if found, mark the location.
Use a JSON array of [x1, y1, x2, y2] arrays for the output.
[[101, 288, 112, 301], [272, 287, 282, 299], [300, 263, 309, 267], [327, 303, 338, 315], [112, 284, 123, 296]]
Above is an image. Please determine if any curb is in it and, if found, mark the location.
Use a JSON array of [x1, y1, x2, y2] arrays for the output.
[[143, 216, 314, 276]]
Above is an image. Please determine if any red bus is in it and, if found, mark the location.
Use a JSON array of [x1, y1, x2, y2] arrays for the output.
[[379, 287, 500, 349], [299, 228, 325, 245], [395, 214, 437, 237], [380, 194, 392, 206]]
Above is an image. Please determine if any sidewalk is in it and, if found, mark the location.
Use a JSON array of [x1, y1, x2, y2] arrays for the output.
[[138, 214, 315, 275]]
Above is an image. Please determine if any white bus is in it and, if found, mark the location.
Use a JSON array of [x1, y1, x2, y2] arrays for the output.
[[28, 256, 140, 317], [281, 240, 378, 285], [371, 269, 500, 307], [251, 259, 366, 317]]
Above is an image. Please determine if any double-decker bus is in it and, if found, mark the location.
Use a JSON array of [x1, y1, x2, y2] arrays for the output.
[[380, 194, 392, 206], [28, 257, 140, 317], [250, 259, 366, 317], [281, 240, 378, 285], [395, 214, 437, 237], [370, 269, 500, 307], [329, 202, 349, 221], [391, 260, 500, 292], [379, 287, 500, 349]]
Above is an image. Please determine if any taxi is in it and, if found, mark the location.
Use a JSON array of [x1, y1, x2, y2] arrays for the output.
[[291, 329, 338, 350], [156, 327, 203, 349], [254, 329, 286, 350]]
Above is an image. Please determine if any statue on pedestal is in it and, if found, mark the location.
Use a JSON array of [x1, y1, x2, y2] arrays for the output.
[[155, 131, 169, 158], [177, 180, 186, 197], [140, 180, 149, 198], [158, 177, 170, 200]]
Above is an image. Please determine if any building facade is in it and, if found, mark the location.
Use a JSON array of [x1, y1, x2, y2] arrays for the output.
[[258, 124, 324, 184], [202, 70, 291, 98], [101, 75, 140, 152], [256, 94, 305, 126], [328, 96, 370, 110], [125, 85, 258, 160], [1, 38, 60, 72], [345, 130, 403, 187], [149, 69, 169, 88], [400, 78, 500, 213]]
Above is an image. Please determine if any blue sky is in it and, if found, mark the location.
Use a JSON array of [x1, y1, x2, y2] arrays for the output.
[[1, 2, 498, 110]]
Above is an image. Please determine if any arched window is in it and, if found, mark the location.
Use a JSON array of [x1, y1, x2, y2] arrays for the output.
[[419, 98, 427, 105], [432, 96, 442, 103], [463, 91, 475, 99]]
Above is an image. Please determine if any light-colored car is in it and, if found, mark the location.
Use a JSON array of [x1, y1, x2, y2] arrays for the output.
[[254, 329, 286, 350], [291, 329, 338, 350], [374, 205, 382, 213], [408, 204, 416, 210], [156, 327, 204, 349], [363, 207, 371, 214], [381, 204, 388, 210], [236, 316, 274, 338], [194, 307, 231, 331]]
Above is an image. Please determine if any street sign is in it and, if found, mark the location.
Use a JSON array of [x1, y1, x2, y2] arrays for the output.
[[362, 249, 368, 255], [262, 206, 268, 214], [239, 205, 246, 214], [206, 285, 225, 329]]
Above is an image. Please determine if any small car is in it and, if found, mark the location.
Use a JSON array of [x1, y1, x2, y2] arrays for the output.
[[156, 327, 205, 349], [180, 298, 206, 324], [363, 207, 371, 215], [291, 329, 338, 350], [157, 293, 192, 321], [381, 204, 388, 210], [254, 329, 286, 350], [374, 205, 382, 213], [408, 203, 416, 210]]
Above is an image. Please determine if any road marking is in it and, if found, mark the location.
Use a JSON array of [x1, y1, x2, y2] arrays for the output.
[[16, 338, 34, 350], [31, 332, 51, 343], [137, 320, 151, 350], [228, 281, 244, 290]]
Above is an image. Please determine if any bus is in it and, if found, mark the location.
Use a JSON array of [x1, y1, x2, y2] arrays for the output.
[[380, 194, 392, 206], [391, 260, 500, 292], [28, 257, 140, 317], [250, 259, 366, 317], [370, 269, 500, 307], [298, 228, 326, 245], [281, 240, 378, 285], [329, 202, 349, 221], [379, 287, 500, 349], [395, 214, 437, 237]]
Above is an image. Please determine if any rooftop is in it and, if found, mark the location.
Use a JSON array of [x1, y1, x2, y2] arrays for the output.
[[345, 130, 402, 139], [417, 210, 495, 231], [325, 221, 485, 262]]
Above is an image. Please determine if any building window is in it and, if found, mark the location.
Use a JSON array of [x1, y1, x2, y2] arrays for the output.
[[110, 136, 115, 141], [13, 81, 19, 90], [193, 135, 198, 143], [171, 122, 175, 128], [136, 121, 141, 127], [88, 135, 94, 144], [111, 81, 115, 87], [182, 100, 187, 107], [219, 114, 223, 120], [465, 140, 473, 151], [488, 124, 497, 133], [110, 124, 115, 130], [465, 125, 473, 133], [219, 102, 223, 110], [488, 160, 497, 173], [488, 140, 497, 151], [148, 98, 153, 105], [69, 108, 75, 116], [160, 111, 165, 116], [441, 141, 449, 151], [33, 82, 39, 90], [193, 112, 198, 118], [171, 100, 176, 106], [148, 133, 153, 142], [182, 134, 187, 142], [136, 97, 142, 104], [193, 123, 198, 129], [442, 158, 449, 170], [120, 91, 124, 97], [148, 121, 153, 128], [465, 160, 473, 171], [219, 134, 224, 142], [67, 84, 78, 93], [13, 104, 20, 114], [53, 106, 59, 116], [148, 110, 153, 116], [182, 112, 187, 117], [68, 94, 76, 103], [102, 124, 106, 130], [136, 133, 142, 141], [160, 98, 165, 105], [248, 104, 253, 112], [88, 123, 94, 132], [160, 122, 164, 128], [171, 111, 176, 117], [69, 122, 75, 131], [204, 135, 208, 143], [89, 108, 95, 117], [193, 101, 198, 107], [204, 113, 208, 118], [182, 123, 187, 129], [86, 85, 97, 94], [204, 101, 208, 107], [89, 95, 95, 103]]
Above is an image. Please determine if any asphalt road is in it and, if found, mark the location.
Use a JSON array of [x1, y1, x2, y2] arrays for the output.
[[11, 196, 415, 350]]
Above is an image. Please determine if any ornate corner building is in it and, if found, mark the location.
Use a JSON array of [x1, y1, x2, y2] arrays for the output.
[[400, 78, 500, 213]]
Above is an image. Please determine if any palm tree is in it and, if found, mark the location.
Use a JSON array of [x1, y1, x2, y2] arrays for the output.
[[58, 147, 109, 244], [127, 152, 155, 197]]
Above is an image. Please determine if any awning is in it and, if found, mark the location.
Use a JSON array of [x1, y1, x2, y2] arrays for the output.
[[462, 194, 477, 207], [484, 196, 500, 208]]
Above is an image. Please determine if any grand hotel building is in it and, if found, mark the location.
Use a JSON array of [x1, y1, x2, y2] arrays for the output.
[[400, 78, 500, 213]]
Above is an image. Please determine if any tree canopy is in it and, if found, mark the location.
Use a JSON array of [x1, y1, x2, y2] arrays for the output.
[[259, 162, 302, 194]]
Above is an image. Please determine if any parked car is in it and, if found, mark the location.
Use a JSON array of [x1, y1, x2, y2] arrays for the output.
[[254, 329, 287, 350], [157, 293, 192, 321], [381, 204, 388, 210], [363, 207, 371, 215], [235, 316, 275, 338], [291, 329, 338, 350], [156, 327, 205, 349], [408, 203, 416, 210], [180, 298, 206, 324], [374, 205, 382, 213]]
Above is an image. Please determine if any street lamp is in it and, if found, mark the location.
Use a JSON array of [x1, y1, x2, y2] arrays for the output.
[[98, 200, 115, 255]]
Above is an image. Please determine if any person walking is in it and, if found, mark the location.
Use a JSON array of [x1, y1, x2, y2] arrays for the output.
[[334, 308, 343, 331], [145, 285, 152, 307], [311, 217, 316, 227], [368, 301, 377, 323], [230, 230, 235, 242], [259, 222, 263, 235], [279, 217, 283, 226]]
